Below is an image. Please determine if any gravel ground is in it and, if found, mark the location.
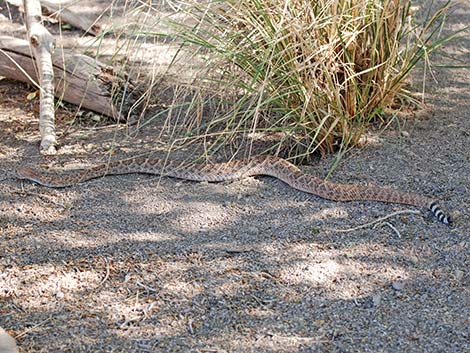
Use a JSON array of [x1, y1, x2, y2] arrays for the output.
[[0, 1, 468, 352]]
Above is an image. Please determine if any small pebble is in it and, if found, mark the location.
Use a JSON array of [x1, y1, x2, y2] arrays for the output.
[[247, 226, 260, 235], [454, 270, 464, 282], [90, 114, 101, 122], [0, 328, 19, 353], [391, 281, 404, 291], [372, 294, 382, 306]]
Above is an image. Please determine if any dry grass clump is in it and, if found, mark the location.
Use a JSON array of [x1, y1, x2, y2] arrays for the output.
[[162, 0, 455, 159]]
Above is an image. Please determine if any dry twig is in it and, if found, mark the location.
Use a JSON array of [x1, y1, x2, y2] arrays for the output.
[[325, 209, 422, 233]]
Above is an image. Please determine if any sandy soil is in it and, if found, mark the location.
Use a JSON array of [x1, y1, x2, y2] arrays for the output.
[[0, 1, 468, 352]]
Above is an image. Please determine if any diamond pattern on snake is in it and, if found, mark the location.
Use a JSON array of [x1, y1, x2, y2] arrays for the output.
[[16, 155, 451, 225]]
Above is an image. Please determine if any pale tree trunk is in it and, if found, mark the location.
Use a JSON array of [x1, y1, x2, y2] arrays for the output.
[[23, 0, 57, 154]]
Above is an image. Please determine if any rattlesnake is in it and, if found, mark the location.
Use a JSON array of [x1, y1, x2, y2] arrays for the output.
[[16, 155, 451, 225]]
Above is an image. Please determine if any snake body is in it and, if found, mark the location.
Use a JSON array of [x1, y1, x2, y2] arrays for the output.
[[16, 155, 451, 224]]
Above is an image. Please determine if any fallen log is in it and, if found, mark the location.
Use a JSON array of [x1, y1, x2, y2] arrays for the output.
[[41, 0, 103, 36], [6, 0, 103, 36], [0, 35, 127, 121]]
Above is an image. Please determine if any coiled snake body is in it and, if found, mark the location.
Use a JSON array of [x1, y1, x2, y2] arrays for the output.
[[16, 155, 451, 225]]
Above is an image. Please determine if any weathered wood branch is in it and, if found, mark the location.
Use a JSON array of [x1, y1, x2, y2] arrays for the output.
[[24, 0, 57, 153], [0, 36, 127, 121], [41, 0, 103, 36], [6, 0, 103, 36]]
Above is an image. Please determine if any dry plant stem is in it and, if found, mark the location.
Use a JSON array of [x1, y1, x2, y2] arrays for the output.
[[23, 0, 56, 154], [380, 222, 402, 238], [13, 318, 51, 340], [326, 210, 422, 233], [98, 256, 110, 287], [169, 0, 454, 158]]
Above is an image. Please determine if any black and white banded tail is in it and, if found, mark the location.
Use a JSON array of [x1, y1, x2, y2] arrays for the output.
[[429, 201, 451, 225]]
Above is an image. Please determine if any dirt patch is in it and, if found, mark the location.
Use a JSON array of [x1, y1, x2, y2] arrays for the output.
[[0, 1, 468, 352]]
